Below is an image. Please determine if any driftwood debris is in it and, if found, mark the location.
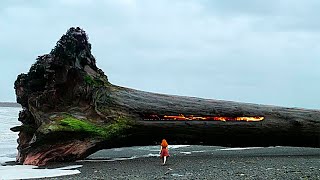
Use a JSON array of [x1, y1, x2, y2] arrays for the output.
[[12, 27, 320, 166]]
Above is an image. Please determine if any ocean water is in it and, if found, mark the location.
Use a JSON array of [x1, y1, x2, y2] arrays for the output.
[[0, 107, 81, 179], [0, 107, 21, 162]]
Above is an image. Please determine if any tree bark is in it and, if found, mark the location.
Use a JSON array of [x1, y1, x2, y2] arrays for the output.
[[98, 85, 320, 148]]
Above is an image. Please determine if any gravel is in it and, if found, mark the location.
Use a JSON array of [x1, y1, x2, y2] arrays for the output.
[[31, 146, 320, 180]]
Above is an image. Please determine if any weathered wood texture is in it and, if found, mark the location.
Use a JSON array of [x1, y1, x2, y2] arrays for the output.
[[102, 85, 320, 148]]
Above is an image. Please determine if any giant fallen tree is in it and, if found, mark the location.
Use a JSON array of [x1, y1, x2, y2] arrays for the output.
[[12, 27, 320, 166]]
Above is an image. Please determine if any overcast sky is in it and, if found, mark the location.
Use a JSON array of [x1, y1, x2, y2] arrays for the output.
[[1, 0, 319, 109]]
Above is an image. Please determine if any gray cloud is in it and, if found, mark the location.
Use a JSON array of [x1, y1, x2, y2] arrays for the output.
[[0, 0, 319, 108]]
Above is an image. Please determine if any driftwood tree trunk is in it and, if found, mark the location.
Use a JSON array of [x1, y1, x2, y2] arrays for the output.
[[12, 27, 320, 166], [100, 85, 320, 148]]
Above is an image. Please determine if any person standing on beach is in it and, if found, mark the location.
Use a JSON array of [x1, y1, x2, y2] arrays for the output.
[[160, 139, 170, 165]]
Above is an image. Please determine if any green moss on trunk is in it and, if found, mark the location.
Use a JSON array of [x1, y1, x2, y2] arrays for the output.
[[44, 116, 131, 140], [84, 75, 109, 87]]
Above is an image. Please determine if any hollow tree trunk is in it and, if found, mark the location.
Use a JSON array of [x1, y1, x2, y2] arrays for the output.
[[98, 85, 320, 149], [12, 27, 320, 166]]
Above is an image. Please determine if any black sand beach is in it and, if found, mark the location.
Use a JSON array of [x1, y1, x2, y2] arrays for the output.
[[30, 146, 319, 180]]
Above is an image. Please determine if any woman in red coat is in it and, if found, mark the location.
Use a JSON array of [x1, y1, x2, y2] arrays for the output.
[[160, 139, 170, 165]]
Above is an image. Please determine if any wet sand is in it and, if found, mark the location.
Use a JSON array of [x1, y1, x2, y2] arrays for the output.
[[31, 146, 320, 179]]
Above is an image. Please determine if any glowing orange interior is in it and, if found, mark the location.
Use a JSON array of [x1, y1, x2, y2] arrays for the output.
[[145, 114, 264, 122]]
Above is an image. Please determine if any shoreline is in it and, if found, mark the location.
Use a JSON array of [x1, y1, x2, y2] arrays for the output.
[[0, 102, 21, 108], [2, 146, 318, 180]]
